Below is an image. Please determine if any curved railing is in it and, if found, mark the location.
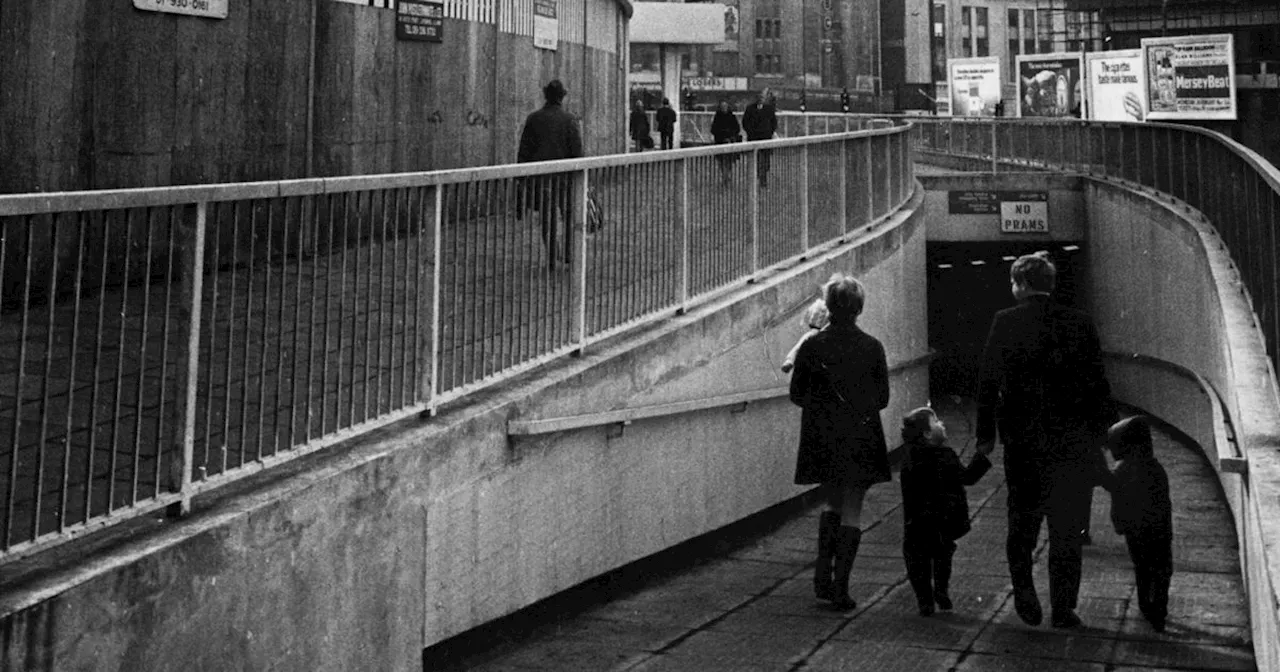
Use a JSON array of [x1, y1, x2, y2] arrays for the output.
[[0, 121, 915, 562]]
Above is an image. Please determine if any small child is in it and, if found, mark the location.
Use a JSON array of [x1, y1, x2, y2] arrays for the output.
[[781, 299, 829, 373], [1107, 415, 1173, 632], [895, 407, 991, 616]]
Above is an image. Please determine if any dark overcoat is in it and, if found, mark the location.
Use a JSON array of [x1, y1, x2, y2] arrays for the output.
[[789, 322, 891, 487], [741, 101, 777, 141], [517, 103, 583, 215], [897, 440, 991, 540], [975, 295, 1113, 470], [518, 102, 583, 163]]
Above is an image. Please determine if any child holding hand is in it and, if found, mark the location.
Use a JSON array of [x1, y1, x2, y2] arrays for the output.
[[1107, 415, 1173, 632], [895, 407, 991, 616]]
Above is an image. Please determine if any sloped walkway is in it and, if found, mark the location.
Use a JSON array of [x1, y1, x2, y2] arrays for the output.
[[424, 403, 1255, 672]]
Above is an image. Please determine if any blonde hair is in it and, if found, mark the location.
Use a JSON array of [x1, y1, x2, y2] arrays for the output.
[[803, 299, 830, 329]]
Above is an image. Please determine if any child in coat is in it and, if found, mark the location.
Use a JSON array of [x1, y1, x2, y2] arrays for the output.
[[781, 298, 829, 373], [895, 407, 991, 615], [1107, 415, 1173, 631]]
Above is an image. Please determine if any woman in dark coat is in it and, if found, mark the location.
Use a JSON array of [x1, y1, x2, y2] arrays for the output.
[[789, 273, 891, 610], [709, 99, 741, 185], [629, 101, 651, 152]]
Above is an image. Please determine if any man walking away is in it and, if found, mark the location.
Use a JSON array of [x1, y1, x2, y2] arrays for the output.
[[974, 252, 1114, 629], [517, 79, 584, 270], [656, 98, 678, 150]]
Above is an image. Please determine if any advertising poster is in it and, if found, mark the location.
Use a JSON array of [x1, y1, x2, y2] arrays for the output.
[[1141, 34, 1236, 120], [946, 57, 1001, 117], [533, 0, 558, 51], [1084, 49, 1145, 122], [1016, 52, 1084, 118], [714, 0, 739, 52], [133, 0, 228, 19]]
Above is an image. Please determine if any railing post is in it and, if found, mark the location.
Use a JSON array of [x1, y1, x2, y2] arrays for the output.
[[750, 148, 760, 281], [172, 200, 208, 516], [991, 120, 998, 174], [865, 137, 875, 224], [427, 185, 443, 415], [838, 137, 848, 240], [573, 169, 587, 353], [680, 157, 689, 313], [801, 143, 810, 253]]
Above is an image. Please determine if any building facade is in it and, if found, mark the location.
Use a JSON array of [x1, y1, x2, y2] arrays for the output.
[[629, 0, 889, 112]]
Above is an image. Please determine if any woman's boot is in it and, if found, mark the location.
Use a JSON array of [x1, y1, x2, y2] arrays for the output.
[[829, 526, 862, 610], [814, 511, 841, 599]]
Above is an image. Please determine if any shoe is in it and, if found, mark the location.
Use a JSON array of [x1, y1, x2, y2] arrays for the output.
[[935, 593, 953, 611], [918, 602, 936, 617], [1081, 531, 1093, 546], [1051, 610, 1083, 629], [1014, 587, 1043, 626], [1149, 616, 1166, 633]]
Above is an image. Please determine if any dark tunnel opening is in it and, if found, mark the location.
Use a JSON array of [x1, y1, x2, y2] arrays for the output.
[[927, 241, 1086, 402]]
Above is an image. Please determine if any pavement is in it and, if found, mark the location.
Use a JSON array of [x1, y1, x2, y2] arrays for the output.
[[423, 402, 1256, 672]]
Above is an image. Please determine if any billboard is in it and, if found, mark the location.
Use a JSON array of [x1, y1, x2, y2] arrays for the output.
[[946, 57, 1001, 117], [1084, 49, 1144, 122], [1016, 52, 1084, 118], [1141, 34, 1236, 120]]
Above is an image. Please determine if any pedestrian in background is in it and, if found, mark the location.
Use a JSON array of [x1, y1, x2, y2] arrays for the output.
[[742, 88, 778, 188], [789, 274, 891, 611], [629, 101, 652, 152], [656, 98, 677, 150], [517, 79, 583, 271], [710, 99, 741, 185], [974, 251, 1115, 629]]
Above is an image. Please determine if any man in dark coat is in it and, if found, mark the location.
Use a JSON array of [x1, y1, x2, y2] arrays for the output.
[[629, 101, 651, 152], [656, 98, 677, 150], [741, 89, 778, 188], [518, 79, 583, 270], [975, 252, 1113, 629]]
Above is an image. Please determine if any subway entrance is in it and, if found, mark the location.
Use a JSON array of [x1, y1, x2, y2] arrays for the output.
[[927, 241, 1086, 402]]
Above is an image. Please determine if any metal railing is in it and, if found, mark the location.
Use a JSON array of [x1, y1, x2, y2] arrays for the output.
[[0, 121, 915, 561]]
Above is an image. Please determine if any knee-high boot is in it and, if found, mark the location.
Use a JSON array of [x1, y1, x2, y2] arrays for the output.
[[829, 526, 861, 610], [814, 511, 841, 600]]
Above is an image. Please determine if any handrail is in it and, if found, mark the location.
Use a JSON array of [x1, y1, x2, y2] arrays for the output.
[[507, 352, 935, 436], [1103, 351, 1247, 474]]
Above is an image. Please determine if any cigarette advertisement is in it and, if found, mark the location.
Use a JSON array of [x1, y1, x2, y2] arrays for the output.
[[1017, 52, 1083, 118], [1084, 49, 1145, 122], [1141, 34, 1236, 121], [947, 57, 1002, 117]]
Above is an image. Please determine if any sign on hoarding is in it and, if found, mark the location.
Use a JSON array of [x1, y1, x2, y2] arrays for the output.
[[1141, 34, 1236, 120], [1017, 52, 1084, 118], [684, 77, 749, 91], [1085, 49, 1145, 122], [133, 0, 227, 19], [534, 0, 558, 51], [946, 57, 1002, 117], [397, 0, 443, 42]]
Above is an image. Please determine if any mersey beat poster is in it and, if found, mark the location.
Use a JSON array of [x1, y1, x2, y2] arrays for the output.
[[1141, 34, 1236, 121]]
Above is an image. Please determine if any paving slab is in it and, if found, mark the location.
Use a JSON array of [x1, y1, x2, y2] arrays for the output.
[[421, 407, 1257, 672]]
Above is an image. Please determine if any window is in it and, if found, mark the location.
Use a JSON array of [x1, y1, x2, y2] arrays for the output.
[[961, 6, 972, 57], [754, 0, 782, 75], [1037, 9, 1053, 53], [1008, 9, 1020, 79], [975, 7, 989, 57], [1023, 10, 1035, 55], [931, 2, 947, 82]]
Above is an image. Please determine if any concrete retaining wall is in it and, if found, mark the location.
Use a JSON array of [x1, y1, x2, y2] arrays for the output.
[[1086, 179, 1280, 672], [0, 190, 928, 671]]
